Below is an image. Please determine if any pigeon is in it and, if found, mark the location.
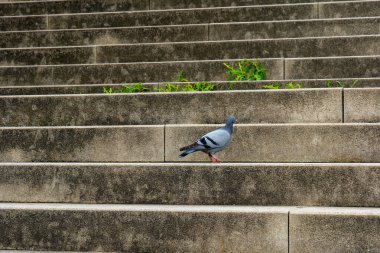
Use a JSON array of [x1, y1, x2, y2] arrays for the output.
[[179, 116, 236, 163]]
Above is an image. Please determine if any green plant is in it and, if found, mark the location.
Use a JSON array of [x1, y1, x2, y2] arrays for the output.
[[224, 59, 266, 81], [326, 79, 358, 88], [177, 69, 189, 82], [262, 83, 280, 89], [182, 82, 216, 92], [262, 82, 301, 89], [156, 83, 180, 92], [227, 83, 235, 90], [103, 83, 149, 93], [285, 82, 302, 89], [103, 87, 114, 93]]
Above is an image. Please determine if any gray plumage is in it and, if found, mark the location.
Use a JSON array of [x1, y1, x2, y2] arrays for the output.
[[179, 116, 236, 162]]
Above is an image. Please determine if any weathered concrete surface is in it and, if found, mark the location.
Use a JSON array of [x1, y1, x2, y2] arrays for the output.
[[0, 126, 164, 162], [344, 88, 380, 123], [0, 15, 47, 31], [3, 17, 380, 48], [285, 56, 380, 79], [0, 24, 209, 48], [1, 163, 380, 207], [47, 4, 318, 29], [3, 35, 380, 66], [166, 123, 380, 163], [0, 0, 149, 16], [0, 59, 283, 85], [150, 0, 369, 10], [3, 55, 378, 85], [320, 1, 380, 19], [290, 207, 380, 253], [0, 78, 378, 95], [0, 89, 342, 126], [0, 46, 95, 66], [0, 204, 288, 252], [210, 17, 380, 40], [96, 35, 379, 64]]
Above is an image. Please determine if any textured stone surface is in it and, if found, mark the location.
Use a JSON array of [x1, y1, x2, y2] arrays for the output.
[[0, 163, 380, 207], [2, 79, 380, 94], [0, 59, 283, 85], [344, 88, 380, 123], [0, 126, 164, 162], [95, 35, 379, 64], [0, 204, 288, 252], [0, 46, 95, 65], [2, 35, 379, 66], [166, 124, 380, 162], [1, 78, 379, 95], [0, 15, 47, 31], [320, 1, 380, 19], [285, 56, 380, 79], [210, 17, 380, 40], [3, 17, 380, 48], [0, 89, 342, 126], [150, 0, 366, 10], [290, 208, 380, 253], [48, 4, 318, 29], [0, 0, 149, 16], [0, 25, 208, 48]]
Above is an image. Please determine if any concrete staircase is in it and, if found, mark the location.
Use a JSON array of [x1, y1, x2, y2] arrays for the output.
[[0, 0, 379, 252]]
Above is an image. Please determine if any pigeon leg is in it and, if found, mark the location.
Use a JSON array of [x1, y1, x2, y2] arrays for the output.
[[209, 154, 221, 163]]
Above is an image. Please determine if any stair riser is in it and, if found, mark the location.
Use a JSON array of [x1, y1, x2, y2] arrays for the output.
[[0, 57, 379, 85], [345, 88, 380, 123], [0, 89, 342, 126], [0, 126, 164, 162], [151, 0, 358, 10], [0, 0, 149, 16], [0, 124, 379, 162], [0, 207, 287, 252], [0, 0, 361, 16], [1, 164, 379, 207], [2, 36, 379, 66], [3, 18, 379, 48], [211, 18, 380, 41], [166, 124, 380, 163], [291, 211, 380, 253], [3, 1, 379, 31], [1, 79, 379, 95], [0, 59, 283, 85]]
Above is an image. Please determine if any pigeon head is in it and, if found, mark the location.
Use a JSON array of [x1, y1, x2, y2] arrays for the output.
[[225, 115, 236, 133]]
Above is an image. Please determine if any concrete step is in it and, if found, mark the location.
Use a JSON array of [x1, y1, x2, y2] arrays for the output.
[[151, 0, 366, 10], [0, 163, 379, 207], [0, 203, 289, 252], [290, 207, 380, 253], [2, 1, 379, 31], [1, 35, 379, 66], [0, 56, 378, 86], [0, 0, 149, 16], [0, 0, 360, 16], [0, 204, 379, 252], [0, 78, 379, 95], [0, 123, 379, 162], [345, 88, 380, 123], [0, 89, 343, 126], [2, 17, 379, 48]]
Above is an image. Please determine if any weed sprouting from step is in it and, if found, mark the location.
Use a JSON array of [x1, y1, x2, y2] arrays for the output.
[[103, 83, 149, 93], [156, 70, 216, 92], [262, 82, 302, 89], [326, 80, 359, 88], [224, 59, 266, 81]]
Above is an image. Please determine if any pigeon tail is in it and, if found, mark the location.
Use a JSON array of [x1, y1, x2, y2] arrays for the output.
[[179, 149, 196, 158], [180, 142, 198, 151]]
